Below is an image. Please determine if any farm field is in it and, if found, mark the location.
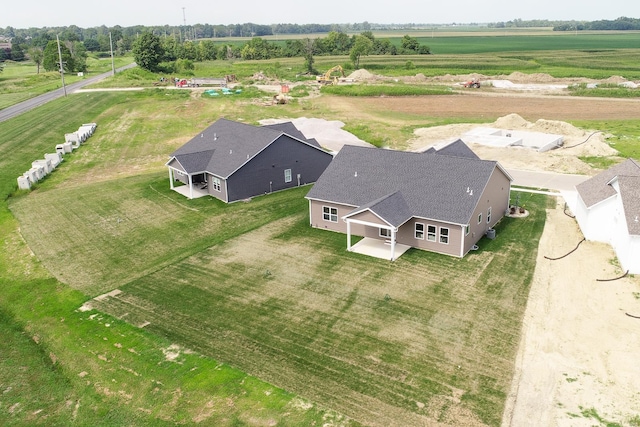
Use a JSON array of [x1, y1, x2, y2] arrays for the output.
[[2, 33, 640, 425]]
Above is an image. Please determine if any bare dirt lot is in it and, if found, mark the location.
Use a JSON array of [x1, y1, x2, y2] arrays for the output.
[[503, 199, 640, 427]]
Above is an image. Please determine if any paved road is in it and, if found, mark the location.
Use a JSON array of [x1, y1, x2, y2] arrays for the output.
[[0, 63, 137, 123], [506, 168, 588, 192]]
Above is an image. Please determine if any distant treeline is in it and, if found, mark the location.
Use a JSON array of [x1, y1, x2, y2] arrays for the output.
[[487, 16, 640, 31]]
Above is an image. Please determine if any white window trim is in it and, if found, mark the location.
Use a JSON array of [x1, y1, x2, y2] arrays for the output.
[[487, 206, 492, 223], [322, 206, 338, 223], [212, 177, 221, 192], [427, 224, 436, 242], [465, 225, 470, 236], [415, 222, 425, 240], [477, 213, 482, 224], [380, 228, 391, 238], [439, 227, 450, 244], [284, 168, 292, 183]]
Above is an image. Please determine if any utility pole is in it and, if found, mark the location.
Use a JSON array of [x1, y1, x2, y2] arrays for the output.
[[109, 32, 115, 76], [56, 34, 67, 97]]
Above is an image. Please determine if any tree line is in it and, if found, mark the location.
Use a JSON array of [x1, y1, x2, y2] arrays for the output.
[[132, 31, 431, 73]]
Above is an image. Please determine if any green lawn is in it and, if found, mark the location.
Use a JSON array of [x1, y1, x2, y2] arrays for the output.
[[2, 50, 640, 425]]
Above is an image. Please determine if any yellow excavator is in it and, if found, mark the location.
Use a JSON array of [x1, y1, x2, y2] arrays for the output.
[[316, 65, 345, 85]]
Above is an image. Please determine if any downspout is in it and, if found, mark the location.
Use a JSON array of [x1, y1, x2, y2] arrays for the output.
[[188, 174, 194, 199], [169, 168, 174, 189], [346, 220, 352, 251], [460, 224, 465, 257]]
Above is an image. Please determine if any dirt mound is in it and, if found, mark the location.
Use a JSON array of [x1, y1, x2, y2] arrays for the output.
[[602, 75, 628, 84], [493, 113, 530, 129], [507, 72, 557, 83], [408, 113, 618, 174], [348, 69, 376, 80]]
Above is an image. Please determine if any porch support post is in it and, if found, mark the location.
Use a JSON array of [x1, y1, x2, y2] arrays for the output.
[[188, 174, 194, 199], [390, 228, 396, 261], [346, 220, 352, 251], [169, 168, 174, 189]]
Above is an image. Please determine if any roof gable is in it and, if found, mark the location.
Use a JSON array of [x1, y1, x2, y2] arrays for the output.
[[170, 118, 324, 178], [577, 158, 640, 208], [307, 145, 506, 225], [427, 139, 480, 160], [617, 175, 640, 235], [345, 191, 413, 228]]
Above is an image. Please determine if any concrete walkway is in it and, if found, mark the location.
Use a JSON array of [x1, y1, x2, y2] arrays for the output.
[[506, 168, 589, 192]]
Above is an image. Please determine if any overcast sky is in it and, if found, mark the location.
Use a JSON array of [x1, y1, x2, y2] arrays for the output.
[[3, 0, 639, 29]]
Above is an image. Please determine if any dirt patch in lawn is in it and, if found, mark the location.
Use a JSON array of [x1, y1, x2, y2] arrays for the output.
[[503, 199, 640, 426]]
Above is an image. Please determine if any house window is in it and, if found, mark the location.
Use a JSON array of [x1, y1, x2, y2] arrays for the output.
[[439, 227, 449, 244], [478, 213, 482, 224], [415, 223, 425, 239], [465, 225, 470, 235], [284, 168, 292, 183], [212, 177, 221, 192], [380, 228, 391, 238], [427, 225, 436, 242], [487, 207, 492, 223], [322, 206, 338, 223]]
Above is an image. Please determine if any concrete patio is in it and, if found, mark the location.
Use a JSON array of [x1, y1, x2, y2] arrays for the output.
[[349, 237, 412, 261]]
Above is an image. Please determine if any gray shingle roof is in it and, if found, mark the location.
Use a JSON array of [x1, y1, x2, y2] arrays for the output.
[[576, 159, 640, 208], [617, 175, 640, 236], [425, 139, 480, 160], [306, 145, 505, 225], [346, 191, 413, 227], [169, 118, 320, 178]]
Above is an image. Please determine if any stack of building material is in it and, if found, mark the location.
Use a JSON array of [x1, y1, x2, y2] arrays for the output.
[[16, 122, 98, 191]]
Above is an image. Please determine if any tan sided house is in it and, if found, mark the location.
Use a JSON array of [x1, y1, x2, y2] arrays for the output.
[[167, 118, 333, 202], [305, 141, 512, 260]]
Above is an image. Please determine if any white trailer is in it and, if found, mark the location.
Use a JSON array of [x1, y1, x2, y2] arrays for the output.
[[17, 175, 32, 190]]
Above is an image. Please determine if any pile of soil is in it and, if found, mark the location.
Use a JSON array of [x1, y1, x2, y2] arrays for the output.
[[408, 113, 618, 174], [347, 69, 376, 81]]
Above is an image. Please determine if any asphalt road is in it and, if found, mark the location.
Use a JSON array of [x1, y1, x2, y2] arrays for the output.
[[0, 62, 136, 123]]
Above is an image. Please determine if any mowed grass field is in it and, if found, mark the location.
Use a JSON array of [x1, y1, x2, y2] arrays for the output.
[[10, 168, 549, 427], [3, 38, 640, 423], [7, 86, 549, 425]]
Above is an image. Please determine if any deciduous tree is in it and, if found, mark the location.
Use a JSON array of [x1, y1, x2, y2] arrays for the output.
[[132, 32, 164, 71]]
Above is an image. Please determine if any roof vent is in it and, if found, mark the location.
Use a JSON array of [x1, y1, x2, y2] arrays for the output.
[[354, 171, 358, 177], [469, 190, 473, 196], [247, 154, 250, 159], [214, 133, 217, 140], [201, 133, 204, 138], [466, 186, 470, 193], [230, 149, 233, 154]]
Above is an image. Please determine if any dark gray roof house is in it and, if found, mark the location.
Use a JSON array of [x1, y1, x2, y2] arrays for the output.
[[305, 142, 512, 260], [574, 158, 640, 273], [167, 118, 333, 202]]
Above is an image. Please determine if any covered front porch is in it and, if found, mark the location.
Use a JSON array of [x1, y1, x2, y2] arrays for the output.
[[349, 237, 412, 261]]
